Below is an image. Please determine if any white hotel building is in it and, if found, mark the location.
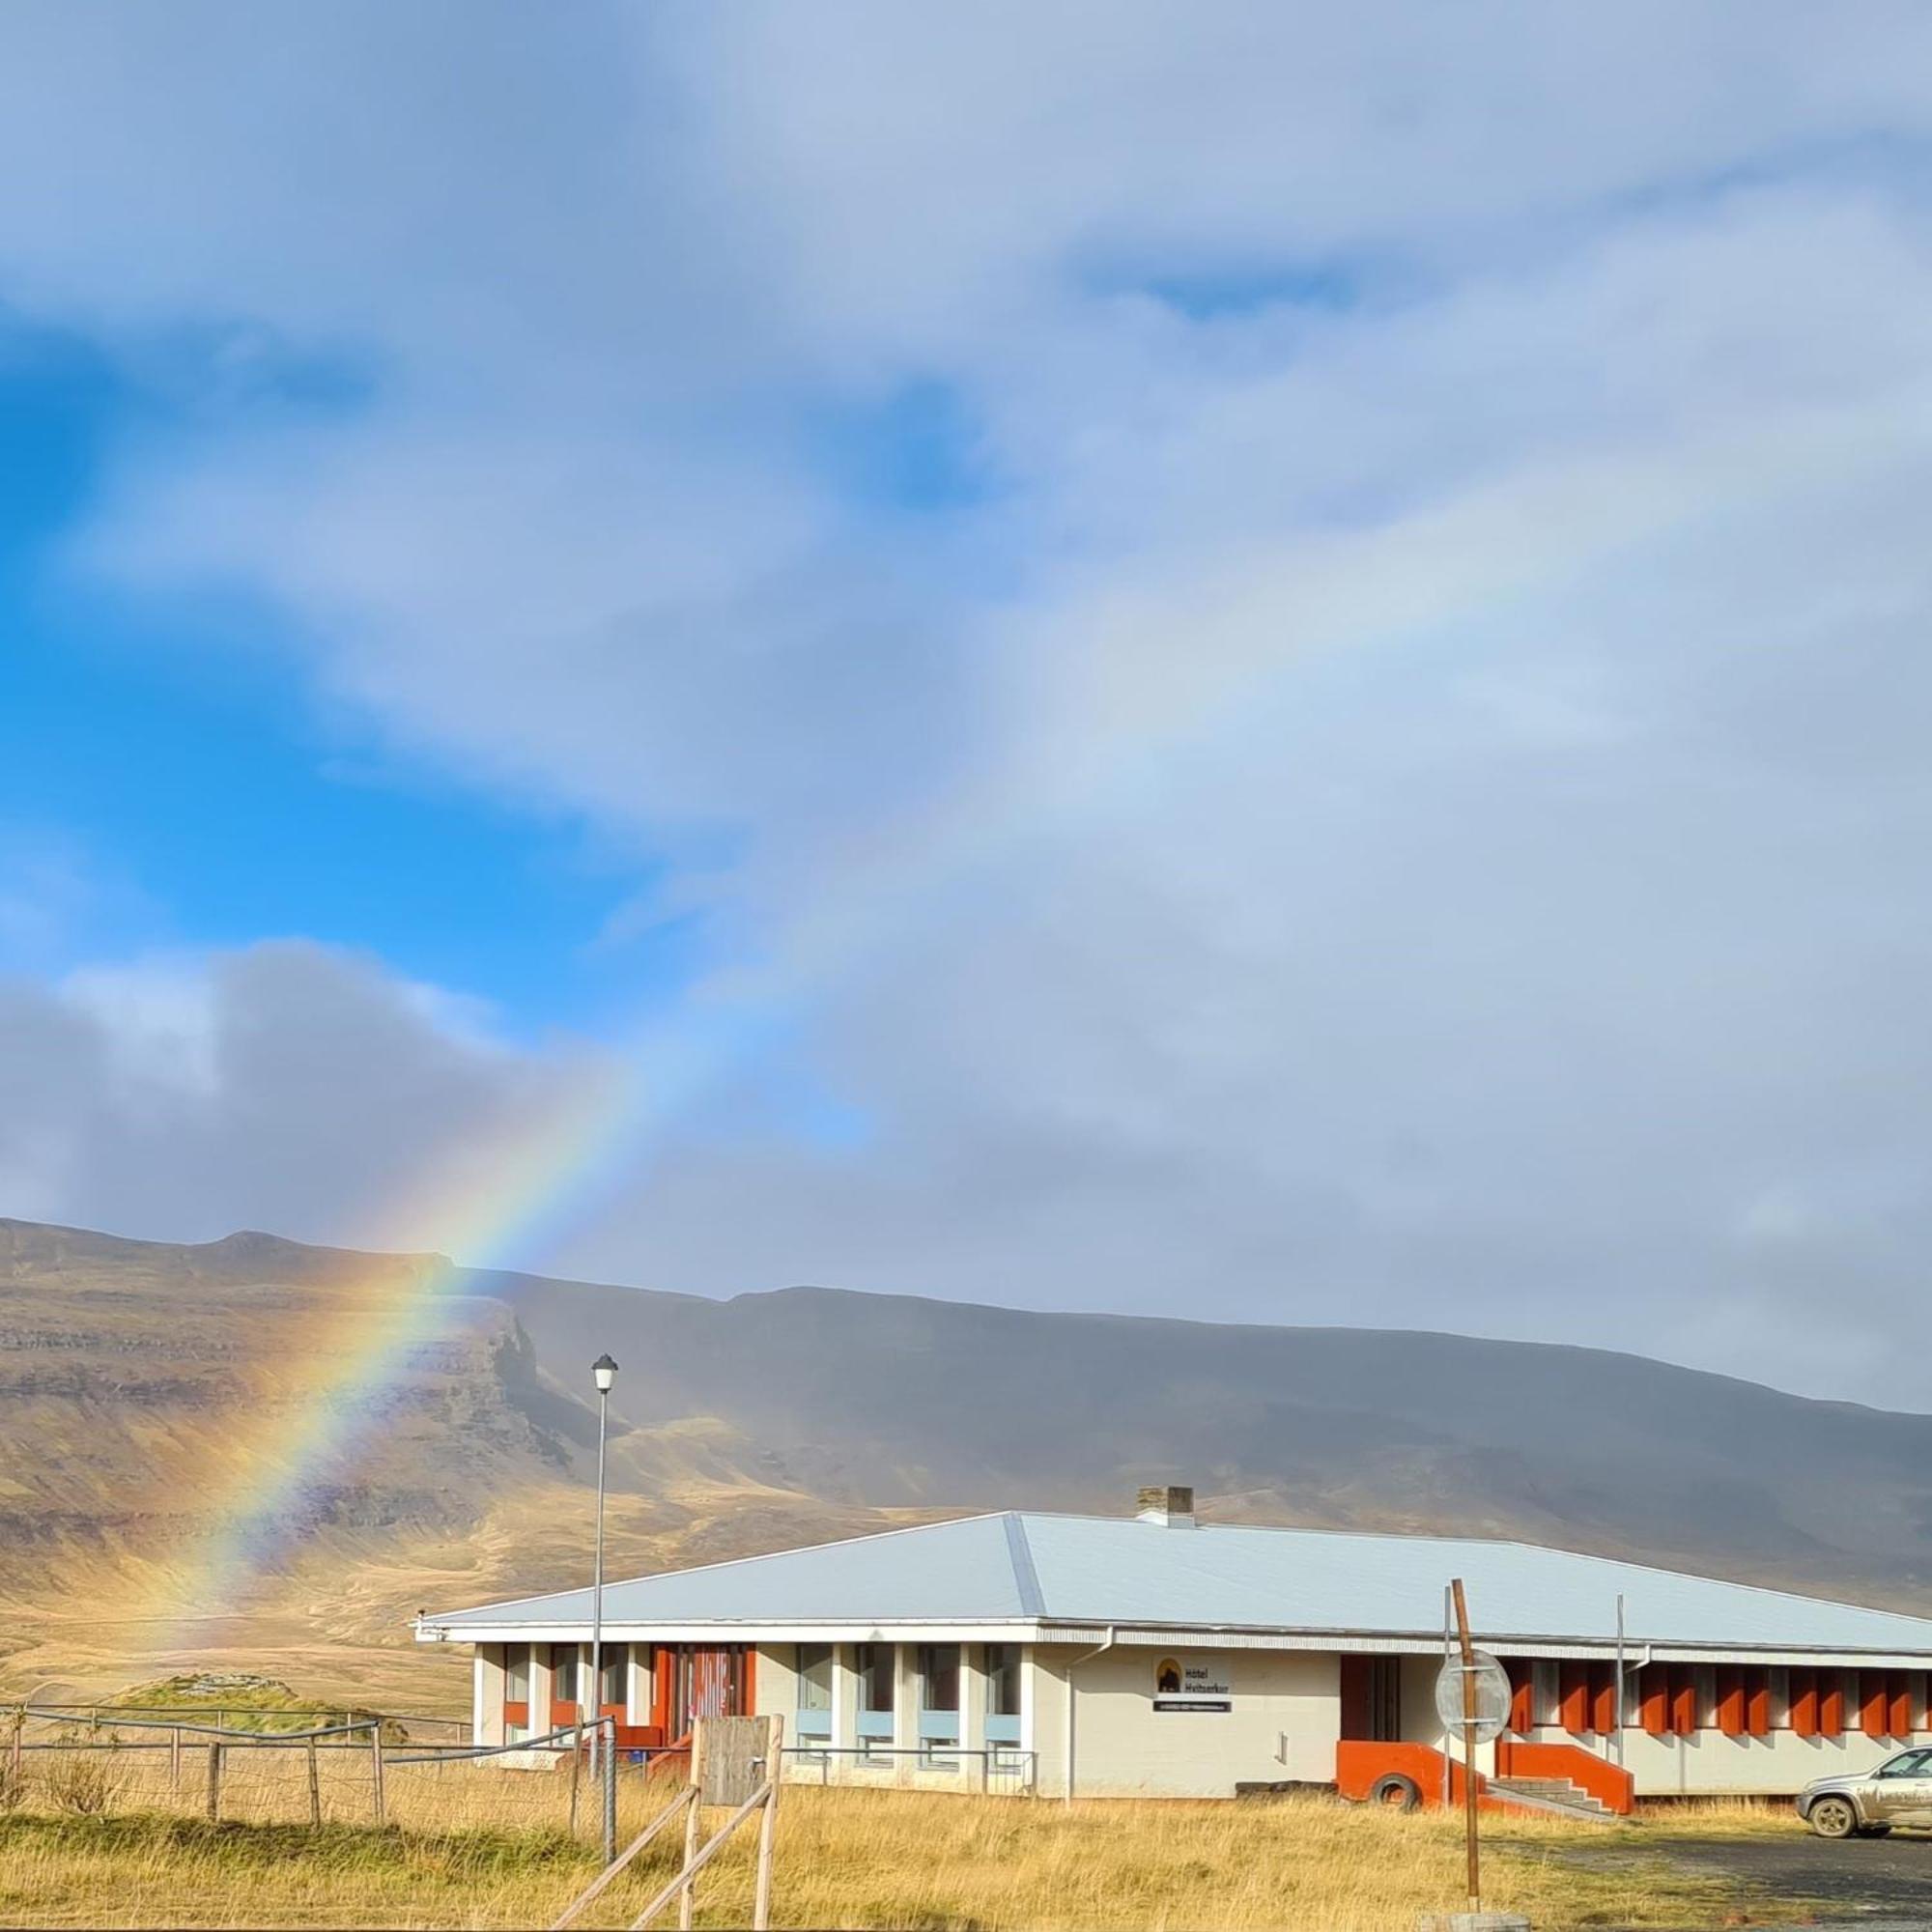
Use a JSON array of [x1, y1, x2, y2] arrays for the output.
[[415, 1487, 1932, 1815]]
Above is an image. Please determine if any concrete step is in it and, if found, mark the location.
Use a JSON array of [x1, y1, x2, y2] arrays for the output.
[[1491, 1776, 1615, 1823]]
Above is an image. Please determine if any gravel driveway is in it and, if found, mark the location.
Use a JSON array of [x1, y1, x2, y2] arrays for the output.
[[1547, 1826, 1932, 1929]]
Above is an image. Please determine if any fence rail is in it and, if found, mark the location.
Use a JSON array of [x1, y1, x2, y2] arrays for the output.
[[2, 1705, 1038, 1837]]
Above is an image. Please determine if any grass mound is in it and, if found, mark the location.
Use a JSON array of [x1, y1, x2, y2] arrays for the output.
[[107, 1675, 403, 1739]]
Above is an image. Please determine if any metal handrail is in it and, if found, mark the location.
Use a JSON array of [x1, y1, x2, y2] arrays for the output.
[[16, 1708, 381, 1744]]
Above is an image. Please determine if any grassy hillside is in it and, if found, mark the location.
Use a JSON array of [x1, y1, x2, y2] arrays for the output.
[[5, 1212, 1932, 1707]]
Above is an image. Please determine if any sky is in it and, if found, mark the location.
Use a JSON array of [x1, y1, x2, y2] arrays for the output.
[[5, 6, 1932, 1407]]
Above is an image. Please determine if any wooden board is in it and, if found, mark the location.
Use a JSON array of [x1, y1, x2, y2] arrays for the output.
[[697, 1716, 779, 1808]]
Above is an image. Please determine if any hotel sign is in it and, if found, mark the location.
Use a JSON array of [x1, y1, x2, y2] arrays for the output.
[[1152, 1655, 1232, 1714]]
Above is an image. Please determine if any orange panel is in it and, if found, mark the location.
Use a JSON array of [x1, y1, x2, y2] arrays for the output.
[[1862, 1672, 1890, 1741], [1590, 1663, 1618, 1736], [1638, 1672, 1669, 1736], [1747, 1671, 1771, 1739], [653, 1647, 674, 1734], [1889, 1671, 1914, 1741], [745, 1647, 757, 1715], [1716, 1667, 1746, 1739], [1558, 1663, 1591, 1736], [1671, 1667, 1699, 1737], [502, 1700, 528, 1728], [1819, 1674, 1845, 1739], [1790, 1669, 1819, 1739]]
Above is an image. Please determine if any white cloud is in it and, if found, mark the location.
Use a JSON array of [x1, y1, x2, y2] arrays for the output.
[[3, 8, 1932, 1400]]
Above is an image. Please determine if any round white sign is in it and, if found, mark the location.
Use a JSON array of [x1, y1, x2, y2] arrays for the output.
[[1433, 1649, 1512, 1743]]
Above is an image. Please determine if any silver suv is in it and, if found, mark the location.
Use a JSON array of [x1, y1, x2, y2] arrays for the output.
[[1799, 1747, 1932, 1838]]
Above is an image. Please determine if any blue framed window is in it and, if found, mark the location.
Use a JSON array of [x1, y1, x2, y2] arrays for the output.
[[856, 1642, 895, 1743], [796, 1642, 834, 1740], [984, 1642, 1021, 1746], [919, 1643, 961, 1757]]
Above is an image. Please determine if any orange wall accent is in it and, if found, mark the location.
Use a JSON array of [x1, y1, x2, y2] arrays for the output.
[[653, 1647, 674, 1734], [1670, 1668, 1699, 1737], [745, 1647, 757, 1715], [1336, 1742, 1528, 1815], [1747, 1673, 1771, 1739], [1861, 1672, 1889, 1741], [502, 1700, 528, 1728], [1889, 1671, 1915, 1741], [1820, 1674, 1845, 1739], [1790, 1669, 1819, 1739], [1590, 1663, 1617, 1736], [1558, 1663, 1590, 1736], [1638, 1673, 1669, 1736], [1494, 1740, 1635, 1817], [1716, 1667, 1746, 1739]]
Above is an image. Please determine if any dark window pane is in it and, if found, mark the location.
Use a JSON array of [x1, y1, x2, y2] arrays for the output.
[[985, 1644, 1021, 1718], [857, 1642, 895, 1713], [920, 1644, 960, 1711], [798, 1644, 833, 1711]]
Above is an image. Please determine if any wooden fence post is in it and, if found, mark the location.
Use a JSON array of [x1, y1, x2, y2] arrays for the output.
[[306, 1737, 322, 1827], [206, 1743, 222, 1822], [753, 1716, 783, 1932], [679, 1725, 704, 1932], [169, 1726, 182, 1796], [370, 1724, 386, 1825]]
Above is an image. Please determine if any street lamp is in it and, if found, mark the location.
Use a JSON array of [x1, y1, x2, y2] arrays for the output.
[[588, 1353, 618, 1782]]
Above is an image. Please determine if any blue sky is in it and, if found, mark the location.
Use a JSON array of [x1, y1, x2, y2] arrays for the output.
[[0, 313, 706, 1035], [6, 6, 1932, 1406]]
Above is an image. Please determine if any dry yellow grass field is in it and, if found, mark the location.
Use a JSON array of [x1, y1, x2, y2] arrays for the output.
[[0, 1747, 1782, 1932]]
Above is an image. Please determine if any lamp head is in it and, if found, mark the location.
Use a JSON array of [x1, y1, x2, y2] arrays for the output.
[[591, 1352, 619, 1393]]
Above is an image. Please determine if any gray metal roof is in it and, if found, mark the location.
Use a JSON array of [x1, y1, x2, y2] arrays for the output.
[[426, 1512, 1932, 1654]]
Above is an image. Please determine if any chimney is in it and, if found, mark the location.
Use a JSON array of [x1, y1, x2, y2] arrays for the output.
[[1135, 1484, 1196, 1528]]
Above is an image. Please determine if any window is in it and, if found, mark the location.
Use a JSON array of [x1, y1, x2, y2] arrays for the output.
[[919, 1644, 961, 1755], [598, 1648, 624, 1712], [856, 1642, 895, 1746], [985, 1647, 1021, 1712], [505, 1645, 532, 1704], [796, 1643, 833, 1740], [1531, 1660, 1559, 1729], [550, 1644, 582, 1709], [1878, 1749, 1932, 1779], [984, 1643, 1021, 1747], [504, 1645, 532, 1744], [798, 1644, 834, 1710]]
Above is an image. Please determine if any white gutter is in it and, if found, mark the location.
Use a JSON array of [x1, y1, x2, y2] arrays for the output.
[[1063, 1626, 1117, 1807]]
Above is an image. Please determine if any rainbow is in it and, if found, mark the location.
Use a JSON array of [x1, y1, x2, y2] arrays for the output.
[[136, 419, 1781, 1657]]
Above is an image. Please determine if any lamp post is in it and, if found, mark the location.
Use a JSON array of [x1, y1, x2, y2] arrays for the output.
[[588, 1353, 618, 1782]]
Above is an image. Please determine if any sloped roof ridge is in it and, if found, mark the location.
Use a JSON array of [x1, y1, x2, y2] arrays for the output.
[[1015, 1512, 1932, 1629], [429, 1509, 1013, 1622]]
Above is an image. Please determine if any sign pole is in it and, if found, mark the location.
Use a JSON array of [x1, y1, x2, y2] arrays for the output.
[[1451, 1577, 1481, 1916]]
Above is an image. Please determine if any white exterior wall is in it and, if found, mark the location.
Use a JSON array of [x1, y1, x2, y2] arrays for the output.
[[1520, 1723, 1922, 1797], [474, 1645, 504, 1747], [1032, 1641, 1339, 1799]]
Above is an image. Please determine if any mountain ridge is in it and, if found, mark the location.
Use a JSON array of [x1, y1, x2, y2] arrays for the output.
[[5, 1212, 1930, 1705]]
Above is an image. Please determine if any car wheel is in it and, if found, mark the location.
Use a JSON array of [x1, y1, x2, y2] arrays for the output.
[[1808, 1796, 1859, 1839], [1368, 1773, 1422, 1812]]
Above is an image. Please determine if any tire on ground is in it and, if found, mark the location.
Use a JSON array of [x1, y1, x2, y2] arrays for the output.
[[1368, 1773, 1423, 1812]]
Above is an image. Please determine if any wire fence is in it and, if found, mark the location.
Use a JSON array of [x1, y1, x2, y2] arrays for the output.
[[2, 1707, 1037, 1837], [1, 1707, 692, 1838]]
